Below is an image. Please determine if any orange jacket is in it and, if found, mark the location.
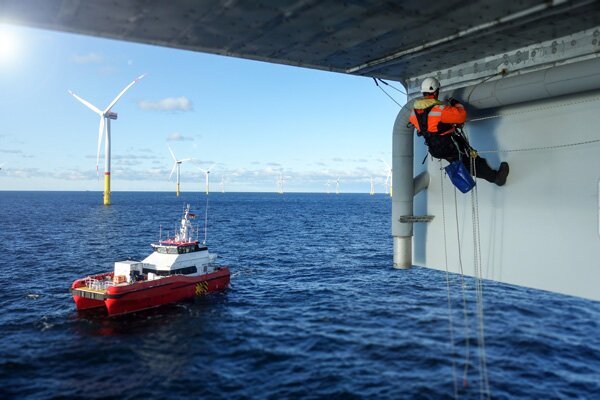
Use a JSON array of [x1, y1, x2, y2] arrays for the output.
[[409, 98, 466, 135]]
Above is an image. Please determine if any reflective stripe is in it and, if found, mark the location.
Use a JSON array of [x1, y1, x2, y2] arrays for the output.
[[438, 105, 445, 109], [429, 111, 442, 116]]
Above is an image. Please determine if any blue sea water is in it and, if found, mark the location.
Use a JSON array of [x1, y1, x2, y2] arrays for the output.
[[0, 191, 599, 399]]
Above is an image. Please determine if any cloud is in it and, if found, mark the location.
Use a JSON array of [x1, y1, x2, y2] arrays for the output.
[[138, 97, 193, 112], [70, 52, 103, 64], [166, 132, 193, 142], [0, 149, 22, 154]]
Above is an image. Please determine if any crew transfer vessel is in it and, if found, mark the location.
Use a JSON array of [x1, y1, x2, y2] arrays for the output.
[[70, 205, 230, 316]]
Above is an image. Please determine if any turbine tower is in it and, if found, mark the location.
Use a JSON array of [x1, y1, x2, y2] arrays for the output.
[[196, 164, 216, 194], [277, 172, 286, 194], [325, 181, 331, 194], [382, 159, 392, 197], [69, 74, 145, 205], [219, 175, 225, 193], [168, 145, 192, 197], [336, 178, 340, 195], [370, 176, 375, 195]]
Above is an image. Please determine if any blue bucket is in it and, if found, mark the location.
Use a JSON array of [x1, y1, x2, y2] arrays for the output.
[[445, 160, 475, 193]]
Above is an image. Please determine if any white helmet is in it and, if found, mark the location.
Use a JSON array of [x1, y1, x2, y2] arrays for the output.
[[421, 77, 440, 93]]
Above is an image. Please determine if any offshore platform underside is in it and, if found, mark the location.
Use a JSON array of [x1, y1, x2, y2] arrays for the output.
[[2, 0, 599, 300]]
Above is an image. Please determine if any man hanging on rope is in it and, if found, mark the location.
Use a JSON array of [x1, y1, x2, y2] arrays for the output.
[[409, 77, 510, 186]]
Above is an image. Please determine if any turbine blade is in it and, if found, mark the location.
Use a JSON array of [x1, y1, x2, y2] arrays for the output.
[[179, 158, 194, 163], [167, 145, 177, 162], [68, 90, 102, 115], [381, 158, 391, 169], [169, 162, 177, 180], [206, 164, 216, 172], [96, 116, 105, 176], [104, 74, 145, 113]]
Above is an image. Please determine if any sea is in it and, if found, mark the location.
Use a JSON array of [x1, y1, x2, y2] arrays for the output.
[[0, 191, 598, 399]]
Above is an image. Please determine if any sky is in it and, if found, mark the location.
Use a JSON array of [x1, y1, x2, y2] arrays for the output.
[[0, 23, 406, 193]]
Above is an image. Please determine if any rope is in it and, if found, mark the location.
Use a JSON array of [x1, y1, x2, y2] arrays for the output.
[[372, 77, 404, 107], [468, 94, 600, 123], [469, 157, 491, 399], [453, 182, 472, 388], [476, 138, 600, 154], [376, 78, 407, 95], [440, 162, 459, 399]]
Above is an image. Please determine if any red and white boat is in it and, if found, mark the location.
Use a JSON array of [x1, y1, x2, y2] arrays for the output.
[[71, 205, 230, 316]]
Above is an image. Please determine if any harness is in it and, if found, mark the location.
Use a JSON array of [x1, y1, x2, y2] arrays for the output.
[[413, 105, 472, 160]]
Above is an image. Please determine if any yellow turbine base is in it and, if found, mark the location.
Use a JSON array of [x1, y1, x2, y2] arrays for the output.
[[176, 183, 180, 197], [103, 174, 111, 206]]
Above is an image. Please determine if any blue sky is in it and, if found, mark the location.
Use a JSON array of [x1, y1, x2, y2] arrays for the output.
[[0, 23, 405, 193]]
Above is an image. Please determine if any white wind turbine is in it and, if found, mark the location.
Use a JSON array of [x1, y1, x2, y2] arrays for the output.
[[168, 145, 193, 197], [69, 74, 145, 206], [325, 181, 331, 194], [219, 175, 225, 193], [381, 159, 392, 197], [370, 176, 375, 195], [277, 172, 287, 194], [196, 164, 216, 194], [336, 178, 340, 195]]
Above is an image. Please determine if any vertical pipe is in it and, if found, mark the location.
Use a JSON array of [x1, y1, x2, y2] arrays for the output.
[[392, 100, 415, 269], [104, 118, 111, 206]]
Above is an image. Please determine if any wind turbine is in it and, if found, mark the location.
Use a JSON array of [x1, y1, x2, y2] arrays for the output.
[[219, 175, 225, 193], [0, 162, 4, 171], [168, 145, 193, 197], [277, 172, 287, 194], [325, 181, 331, 194], [336, 178, 340, 195], [196, 164, 216, 194], [370, 176, 375, 195], [69, 74, 145, 205], [382, 159, 392, 197]]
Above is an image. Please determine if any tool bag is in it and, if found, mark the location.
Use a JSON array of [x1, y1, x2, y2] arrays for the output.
[[445, 160, 475, 193]]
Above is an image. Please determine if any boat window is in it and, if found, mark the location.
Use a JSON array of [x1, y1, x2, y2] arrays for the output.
[[155, 247, 167, 254], [166, 247, 178, 254]]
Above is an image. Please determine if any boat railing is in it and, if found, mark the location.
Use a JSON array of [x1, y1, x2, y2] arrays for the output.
[[85, 276, 113, 291]]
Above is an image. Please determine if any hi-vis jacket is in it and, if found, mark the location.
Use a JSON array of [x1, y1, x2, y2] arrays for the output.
[[409, 98, 466, 136], [409, 98, 467, 159]]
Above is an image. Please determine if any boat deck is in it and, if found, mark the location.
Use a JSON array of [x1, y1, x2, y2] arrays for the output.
[[71, 286, 107, 301]]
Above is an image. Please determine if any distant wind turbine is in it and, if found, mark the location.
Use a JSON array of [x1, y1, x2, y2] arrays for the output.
[[196, 164, 216, 194], [277, 172, 287, 194], [219, 175, 225, 193], [370, 176, 375, 195], [168, 145, 193, 197], [381, 159, 392, 197], [69, 74, 145, 205], [325, 181, 331, 194], [336, 178, 340, 195]]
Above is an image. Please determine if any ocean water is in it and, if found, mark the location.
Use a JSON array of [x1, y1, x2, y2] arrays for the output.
[[0, 191, 598, 399]]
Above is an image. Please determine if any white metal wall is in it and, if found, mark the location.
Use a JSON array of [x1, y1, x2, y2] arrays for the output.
[[413, 90, 600, 300]]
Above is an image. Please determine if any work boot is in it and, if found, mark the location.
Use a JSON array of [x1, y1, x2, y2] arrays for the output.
[[495, 162, 509, 186]]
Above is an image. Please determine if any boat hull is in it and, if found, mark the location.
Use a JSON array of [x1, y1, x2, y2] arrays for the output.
[[71, 267, 230, 316]]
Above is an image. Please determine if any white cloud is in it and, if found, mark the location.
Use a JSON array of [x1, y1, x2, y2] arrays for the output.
[[70, 52, 103, 64], [166, 132, 193, 141], [138, 97, 193, 112]]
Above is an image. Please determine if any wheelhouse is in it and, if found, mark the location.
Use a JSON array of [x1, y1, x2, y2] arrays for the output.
[[151, 241, 208, 255]]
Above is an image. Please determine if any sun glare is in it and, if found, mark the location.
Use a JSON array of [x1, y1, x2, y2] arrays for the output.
[[0, 29, 17, 63]]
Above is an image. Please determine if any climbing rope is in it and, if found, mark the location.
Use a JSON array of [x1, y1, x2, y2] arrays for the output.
[[372, 77, 404, 107], [469, 156, 491, 400], [440, 163, 459, 399], [468, 94, 600, 123]]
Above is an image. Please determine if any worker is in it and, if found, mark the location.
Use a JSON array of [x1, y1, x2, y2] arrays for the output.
[[409, 77, 509, 186]]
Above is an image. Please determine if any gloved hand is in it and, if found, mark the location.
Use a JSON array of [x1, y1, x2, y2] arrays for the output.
[[448, 97, 461, 106]]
